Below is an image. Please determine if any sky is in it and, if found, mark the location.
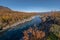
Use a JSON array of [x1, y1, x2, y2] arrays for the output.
[[0, 0, 60, 12]]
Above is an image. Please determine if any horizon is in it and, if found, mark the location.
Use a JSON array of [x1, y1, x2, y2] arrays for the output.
[[0, 0, 60, 12]]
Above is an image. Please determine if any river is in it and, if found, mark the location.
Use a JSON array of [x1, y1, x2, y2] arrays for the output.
[[0, 16, 43, 40]]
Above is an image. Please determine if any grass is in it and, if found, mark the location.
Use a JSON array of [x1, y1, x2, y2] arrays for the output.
[[47, 32, 58, 40]]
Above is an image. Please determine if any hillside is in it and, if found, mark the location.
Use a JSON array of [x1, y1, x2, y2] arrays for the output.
[[0, 6, 37, 30]]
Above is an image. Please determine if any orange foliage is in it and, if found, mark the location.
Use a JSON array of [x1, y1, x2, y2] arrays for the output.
[[23, 26, 45, 40]]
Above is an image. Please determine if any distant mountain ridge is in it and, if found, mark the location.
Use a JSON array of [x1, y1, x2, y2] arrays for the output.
[[0, 6, 60, 14], [0, 6, 12, 12]]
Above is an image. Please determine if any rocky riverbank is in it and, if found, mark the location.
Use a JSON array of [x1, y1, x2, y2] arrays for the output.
[[0, 16, 35, 32]]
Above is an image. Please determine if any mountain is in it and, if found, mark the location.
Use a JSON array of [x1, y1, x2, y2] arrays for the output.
[[0, 6, 12, 12], [0, 6, 60, 16]]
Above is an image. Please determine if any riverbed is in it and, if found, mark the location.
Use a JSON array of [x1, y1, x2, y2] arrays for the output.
[[0, 16, 42, 40]]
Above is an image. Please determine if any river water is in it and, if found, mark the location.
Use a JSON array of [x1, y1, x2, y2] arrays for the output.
[[0, 16, 42, 40]]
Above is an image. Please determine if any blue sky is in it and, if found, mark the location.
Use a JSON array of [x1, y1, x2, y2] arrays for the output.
[[0, 0, 60, 12]]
